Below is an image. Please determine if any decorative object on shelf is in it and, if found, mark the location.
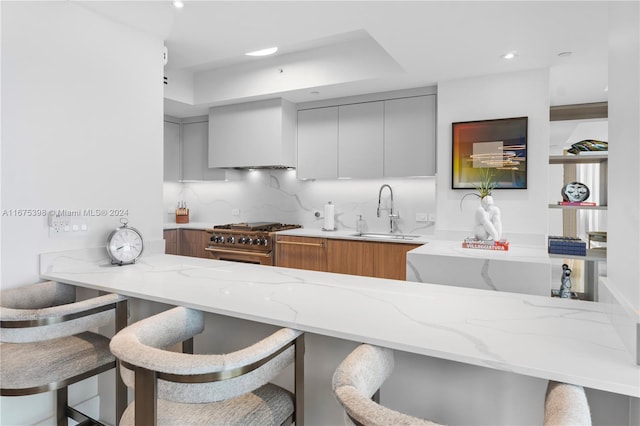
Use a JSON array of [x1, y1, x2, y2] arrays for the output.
[[452, 116, 528, 189], [567, 139, 608, 155], [462, 237, 509, 251], [561, 181, 590, 202], [587, 231, 607, 250], [551, 264, 578, 299], [548, 236, 586, 256], [460, 168, 504, 244], [106, 217, 144, 265]]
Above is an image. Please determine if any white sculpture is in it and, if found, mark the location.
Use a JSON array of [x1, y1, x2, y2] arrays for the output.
[[473, 195, 502, 241]]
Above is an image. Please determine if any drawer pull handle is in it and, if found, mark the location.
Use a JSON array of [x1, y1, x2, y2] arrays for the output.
[[277, 241, 325, 248]]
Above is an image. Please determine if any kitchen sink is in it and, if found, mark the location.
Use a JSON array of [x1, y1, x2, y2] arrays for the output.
[[351, 232, 421, 241]]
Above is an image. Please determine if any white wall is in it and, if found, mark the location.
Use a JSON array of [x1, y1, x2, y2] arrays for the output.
[[1, 1, 164, 424], [607, 2, 640, 317], [436, 69, 550, 243]]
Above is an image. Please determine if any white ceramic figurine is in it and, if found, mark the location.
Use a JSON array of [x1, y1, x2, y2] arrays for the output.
[[473, 195, 502, 241]]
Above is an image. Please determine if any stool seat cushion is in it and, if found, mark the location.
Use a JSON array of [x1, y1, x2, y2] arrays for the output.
[[119, 383, 294, 426], [0, 331, 114, 395]]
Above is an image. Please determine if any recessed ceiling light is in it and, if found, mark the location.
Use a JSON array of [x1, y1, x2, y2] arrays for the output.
[[172, 1, 184, 9], [245, 47, 278, 57], [558, 51, 573, 57], [501, 51, 518, 60]]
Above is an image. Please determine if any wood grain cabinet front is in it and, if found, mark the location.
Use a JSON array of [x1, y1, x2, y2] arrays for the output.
[[275, 236, 328, 272], [164, 229, 179, 255], [277, 236, 420, 280]]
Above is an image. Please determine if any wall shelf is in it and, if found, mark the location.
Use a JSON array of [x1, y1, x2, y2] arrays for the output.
[[548, 249, 607, 262], [549, 153, 608, 164], [548, 204, 608, 210]]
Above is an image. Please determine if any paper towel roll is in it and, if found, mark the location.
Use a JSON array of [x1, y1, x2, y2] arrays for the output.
[[323, 202, 335, 230]]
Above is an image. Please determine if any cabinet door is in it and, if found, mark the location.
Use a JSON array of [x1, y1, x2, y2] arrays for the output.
[[275, 236, 327, 271], [182, 121, 225, 181], [164, 229, 178, 255], [372, 242, 421, 280], [327, 239, 374, 277], [164, 121, 180, 182], [384, 95, 436, 177], [338, 102, 384, 178], [180, 229, 209, 258], [297, 107, 338, 179]]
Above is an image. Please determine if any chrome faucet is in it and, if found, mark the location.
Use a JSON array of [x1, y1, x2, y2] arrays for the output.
[[377, 184, 399, 233]]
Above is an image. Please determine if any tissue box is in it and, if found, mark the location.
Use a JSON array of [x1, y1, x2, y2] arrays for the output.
[[548, 236, 586, 256]]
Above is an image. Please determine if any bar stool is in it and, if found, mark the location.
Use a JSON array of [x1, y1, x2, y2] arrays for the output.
[[544, 380, 591, 425], [333, 344, 592, 426], [332, 344, 441, 426], [109, 306, 305, 426], [0, 280, 128, 426]]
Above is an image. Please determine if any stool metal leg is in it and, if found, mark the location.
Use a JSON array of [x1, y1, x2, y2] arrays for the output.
[[135, 366, 157, 426], [115, 300, 128, 426], [57, 387, 68, 426], [294, 334, 305, 426]]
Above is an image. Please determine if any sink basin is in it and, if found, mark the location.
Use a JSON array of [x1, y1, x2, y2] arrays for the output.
[[351, 232, 421, 241]]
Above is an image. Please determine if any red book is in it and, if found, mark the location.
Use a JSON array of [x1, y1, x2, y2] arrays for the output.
[[462, 239, 509, 251], [558, 201, 597, 206]]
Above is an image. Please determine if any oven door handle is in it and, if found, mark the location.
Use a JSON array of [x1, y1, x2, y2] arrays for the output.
[[205, 248, 272, 258]]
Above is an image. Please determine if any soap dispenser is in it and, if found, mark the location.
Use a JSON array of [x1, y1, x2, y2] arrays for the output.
[[356, 215, 365, 234]]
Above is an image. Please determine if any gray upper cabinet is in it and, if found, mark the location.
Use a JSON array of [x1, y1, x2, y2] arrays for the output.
[[164, 119, 180, 182], [384, 95, 436, 177], [182, 118, 226, 181], [338, 102, 384, 178], [209, 98, 296, 169], [297, 106, 338, 180], [296, 94, 436, 179]]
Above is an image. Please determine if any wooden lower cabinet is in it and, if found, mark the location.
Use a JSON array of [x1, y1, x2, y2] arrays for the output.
[[371, 242, 421, 280], [275, 236, 327, 271], [327, 240, 374, 277], [164, 229, 179, 255], [180, 229, 209, 258], [277, 235, 420, 280], [164, 229, 209, 258]]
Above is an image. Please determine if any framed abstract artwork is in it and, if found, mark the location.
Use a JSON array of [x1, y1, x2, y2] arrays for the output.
[[452, 116, 528, 189]]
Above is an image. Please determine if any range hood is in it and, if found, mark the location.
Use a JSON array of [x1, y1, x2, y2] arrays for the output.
[[208, 98, 296, 169]]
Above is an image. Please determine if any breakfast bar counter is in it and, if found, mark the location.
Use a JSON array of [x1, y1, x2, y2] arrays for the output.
[[40, 248, 639, 398]]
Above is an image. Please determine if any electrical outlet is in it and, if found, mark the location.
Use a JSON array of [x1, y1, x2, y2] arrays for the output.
[[415, 213, 428, 222], [48, 211, 88, 238], [231, 208, 240, 216]]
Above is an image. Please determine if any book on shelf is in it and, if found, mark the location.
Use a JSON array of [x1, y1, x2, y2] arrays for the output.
[[557, 201, 597, 206], [462, 238, 509, 251]]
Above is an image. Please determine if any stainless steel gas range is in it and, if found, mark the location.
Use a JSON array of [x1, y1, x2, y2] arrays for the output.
[[205, 222, 301, 265]]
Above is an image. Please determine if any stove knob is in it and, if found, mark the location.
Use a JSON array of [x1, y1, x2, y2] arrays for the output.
[[238, 237, 246, 244], [215, 235, 225, 243], [226, 236, 235, 244], [245, 237, 253, 245], [261, 239, 269, 247], [252, 238, 260, 245]]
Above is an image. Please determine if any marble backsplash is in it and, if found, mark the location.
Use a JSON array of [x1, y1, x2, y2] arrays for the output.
[[164, 170, 437, 235]]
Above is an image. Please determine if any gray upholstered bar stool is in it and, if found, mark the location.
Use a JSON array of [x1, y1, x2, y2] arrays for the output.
[[109, 306, 305, 426], [0, 280, 128, 426], [544, 381, 591, 425], [333, 344, 592, 426]]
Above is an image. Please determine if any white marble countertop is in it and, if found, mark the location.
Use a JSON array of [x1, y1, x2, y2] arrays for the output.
[[275, 227, 431, 245], [163, 222, 212, 230], [39, 248, 638, 397]]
